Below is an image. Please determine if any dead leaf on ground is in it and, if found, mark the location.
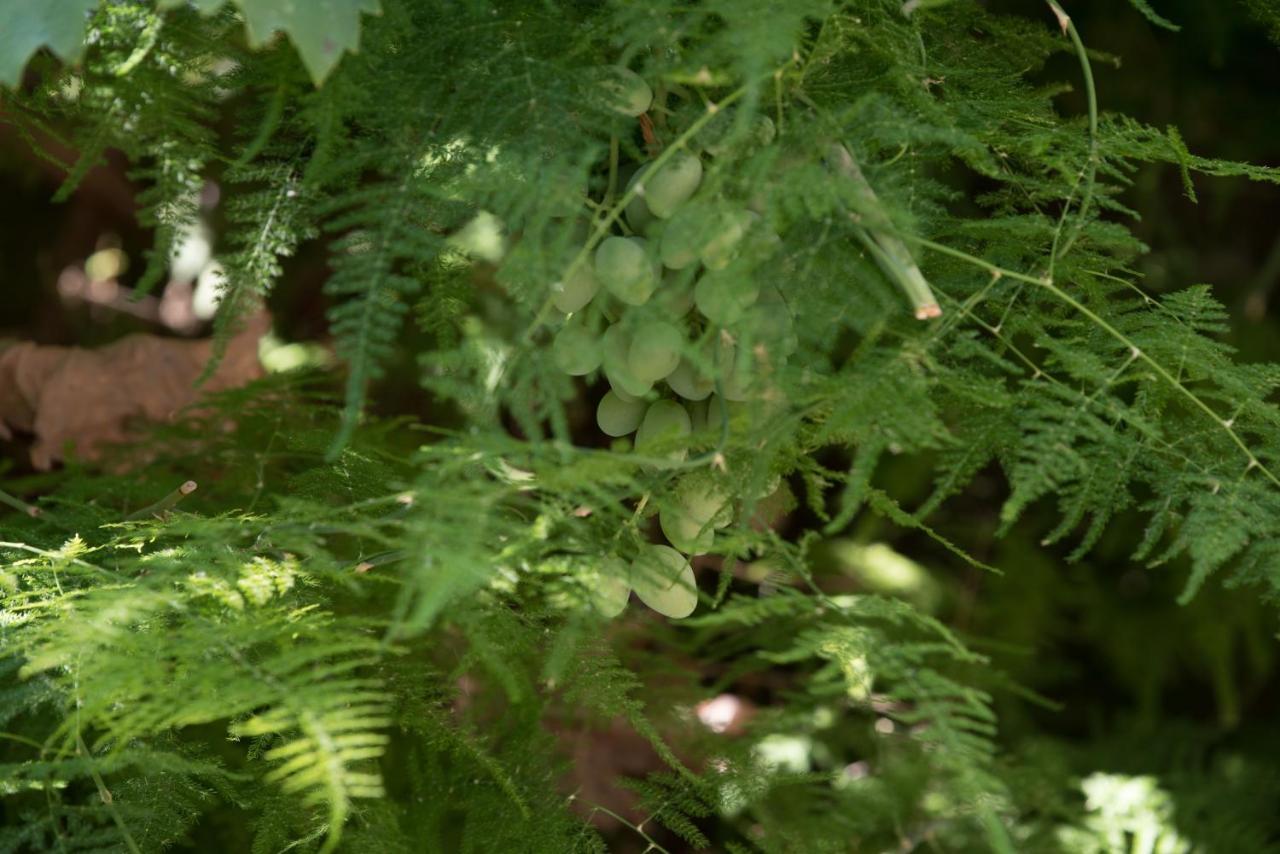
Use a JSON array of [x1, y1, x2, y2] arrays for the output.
[[0, 311, 269, 469]]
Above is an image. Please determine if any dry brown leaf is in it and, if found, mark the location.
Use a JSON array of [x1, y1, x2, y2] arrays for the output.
[[0, 311, 270, 469]]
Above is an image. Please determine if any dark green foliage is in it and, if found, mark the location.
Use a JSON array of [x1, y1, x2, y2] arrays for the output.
[[3, 1, 1280, 851]]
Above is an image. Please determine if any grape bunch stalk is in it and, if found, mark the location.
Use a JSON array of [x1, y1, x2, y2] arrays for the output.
[[547, 66, 795, 620]]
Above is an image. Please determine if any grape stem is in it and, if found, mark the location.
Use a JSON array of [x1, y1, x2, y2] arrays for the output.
[[0, 486, 40, 518], [828, 143, 941, 320], [124, 480, 198, 521], [1045, 0, 1099, 266]]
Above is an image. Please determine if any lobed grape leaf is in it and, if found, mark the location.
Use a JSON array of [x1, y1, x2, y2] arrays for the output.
[[0, 0, 98, 87], [159, 0, 383, 84], [0, 0, 381, 89]]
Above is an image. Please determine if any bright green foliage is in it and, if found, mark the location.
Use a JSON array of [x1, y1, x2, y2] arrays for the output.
[[3, 0, 1280, 851]]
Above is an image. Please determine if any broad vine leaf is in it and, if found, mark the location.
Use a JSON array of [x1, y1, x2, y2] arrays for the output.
[[0, 0, 381, 89], [160, 0, 383, 84], [0, 0, 97, 87]]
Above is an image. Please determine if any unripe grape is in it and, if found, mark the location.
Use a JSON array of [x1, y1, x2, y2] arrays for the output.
[[590, 555, 631, 617], [706, 392, 750, 431], [745, 298, 797, 357], [704, 113, 776, 157], [627, 320, 683, 383], [602, 323, 653, 397], [659, 217, 701, 270], [595, 236, 656, 305], [608, 370, 653, 399], [552, 261, 599, 313], [684, 480, 734, 529], [695, 270, 760, 325], [643, 153, 703, 219], [609, 382, 643, 403], [700, 210, 753, 270], [659, 504, 714, 555], [635, 399, 692, 463], [552, 321, 601, 376], [630, 544, 697, 618], [595, 66, 652, 117], [721, 373, 751, 402], [653, 272, 695, 317], [665, 356, 713, 401], [687, 398, 709, 432], [715, 339, 753, 401], [660, 478, 733, 555], [624, 167, 656, 234], [596, 391, 647, 437]]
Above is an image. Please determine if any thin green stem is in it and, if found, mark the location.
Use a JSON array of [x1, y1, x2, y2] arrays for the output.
[[604, 134, 620, 209], [1047, 0, 1099, 262], [582, 801, 674, 854], [0, 731, 45, 750], [892, 232, 1280, 490], [0, 486, 40, 517], [76, 732, 143, 854], [124, 480, 197, 521]]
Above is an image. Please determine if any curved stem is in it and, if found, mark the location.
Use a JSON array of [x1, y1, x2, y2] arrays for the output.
[[896, 232, 1280, 490], [1047, 0, 1099, 263], [77, 732, 143, 854], [0, 486, 40, 517]]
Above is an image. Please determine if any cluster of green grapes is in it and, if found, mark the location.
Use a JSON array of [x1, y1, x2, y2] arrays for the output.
[[548, 67, 793, 619]]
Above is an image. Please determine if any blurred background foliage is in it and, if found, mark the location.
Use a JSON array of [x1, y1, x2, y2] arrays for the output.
[[3, 0, 1280, 850]]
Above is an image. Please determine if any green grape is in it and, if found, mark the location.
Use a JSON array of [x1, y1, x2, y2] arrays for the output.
[[687, 397, 709, 432], [608, 370, 652, 399], [716, 339, 753, 401], [665, 356, 713, 401], [608, 381, 643, 403], [702, 110, 777, 157], [683, 478, 734, 529], [552, 261, 599, 313], [635, 399, 692, 462], [643, 152, 702, 219], [695, 269, 760, 325], [653, 271, 695, 317], [589, 555, 631, 617], [660, 478, 733, 555], [552, 321, 601, 376], [595, 236, 656, 305], [601, 323, 653, 397], [659, 214, 701, 270], [597, 295, 622, 323], [744, 296, 797, 358], [700, 210, 754, 270], [627, 319, 683, 383], [659, 504, 714, 555], [597, 390, 647, 437], [595, 66, 652, 117], [629, 544, 697, 618], [624, 167, 656, 234], [706, 392, 751, 431]]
